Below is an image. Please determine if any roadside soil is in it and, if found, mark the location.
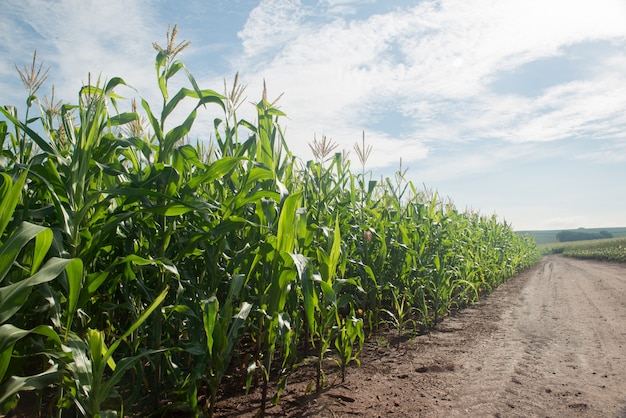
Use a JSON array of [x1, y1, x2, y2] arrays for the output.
[[215, 255, 626, 417]]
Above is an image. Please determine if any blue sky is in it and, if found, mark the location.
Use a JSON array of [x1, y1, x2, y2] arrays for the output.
[[1, 0, 626, 231]]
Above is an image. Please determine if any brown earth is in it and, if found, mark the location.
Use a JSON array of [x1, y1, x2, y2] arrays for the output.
[[215, 255, 626, 417]]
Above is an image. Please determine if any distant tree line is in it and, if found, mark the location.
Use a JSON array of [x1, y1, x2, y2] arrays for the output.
[[556, 230, 613, 242]]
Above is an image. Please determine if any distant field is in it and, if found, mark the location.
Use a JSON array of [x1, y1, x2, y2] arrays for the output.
[[517, 227, 626, 245], [539, 237, 626, 262]]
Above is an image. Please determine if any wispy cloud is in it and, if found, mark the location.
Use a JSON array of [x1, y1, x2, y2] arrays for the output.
[[234, 0, 626, 176], [2, 0, 161, 105], [238, 0, 312, 61]]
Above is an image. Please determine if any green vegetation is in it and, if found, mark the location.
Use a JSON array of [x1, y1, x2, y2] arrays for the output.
[[556, 229, 612, 242], [541, 238, 626, 262], [0, 27, 540, 417], [519, 227, 626, 245]]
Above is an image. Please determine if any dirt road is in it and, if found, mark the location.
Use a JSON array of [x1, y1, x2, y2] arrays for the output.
[[216, 255, 626, 417]]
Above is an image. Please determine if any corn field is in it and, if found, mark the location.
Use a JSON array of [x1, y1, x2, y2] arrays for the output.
[[0, 28, 540, 417]]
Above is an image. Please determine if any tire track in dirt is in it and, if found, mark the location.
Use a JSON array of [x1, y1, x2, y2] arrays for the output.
[[424, 255, 626, 417], [367, 255, 626, 417]]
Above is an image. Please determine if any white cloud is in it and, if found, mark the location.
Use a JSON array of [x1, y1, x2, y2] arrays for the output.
[[320, 0, 377, 15], [323, 0, 368, 5], [4, 0, 162, 105], [232, 0, 626, 172], [394, 0, 626, 99], [238, 0, 312, 61], [506, 75, 626, 143]]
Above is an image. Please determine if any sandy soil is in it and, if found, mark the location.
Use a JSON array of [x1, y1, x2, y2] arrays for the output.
[[215, 255, 626, 417]]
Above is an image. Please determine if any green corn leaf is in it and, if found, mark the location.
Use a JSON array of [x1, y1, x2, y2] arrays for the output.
[[0, 345, 12, 386], [115, 135, 153, 161], [0, 222, 49, 284], [185, 66, 203, 98], [202, 296, 219, 357], [27, 162, 72, 235], [141, 98, 164, 142], [148, 204, 194, 216], [104, 187, 214, 213], [316, 248, 331, 283], [155, 50, 168, 97], [198, 88, 226, 109], [186, 156, 240, 189], [0, 175, 8, 204], [114, 254, 179, 277], [175, 143, 204, 166], [102, 286, 169, 367], [276, 191, 302, 254], [328, 216, 342, 282], [0, 170, 28, 239], [72, 271, 109, 312], [65, 257, 85, 333], [30, 227, 53, 275], [0, 257, 78, 324], [229, 190, 281, 214], [64, 333, 166, 418], [246, 165, 276, 184], [79, 84, 105, 97], [361, 263, 376, 286], [121, 285, 169, 342], [98, 347, 166, 410], [104, 76, 130, 93], [202, 216, 249, 237], [161, 88, 190, 120], [291, 253, 318, 335], [162, 109, 197, 158], [62, 339, 93, 414], [162, 87, 224, 121], [319, 280, 337, 307], [165, 60, 184, 81], [0, 324, 61, 382], [0, 121, 7, 150], [0, 107, 66, 163], [268, 269, 297, 314], [0, 364, 60, 411], [109, 112, 138, 126], [226, 274, 246, 304], [225, 301, 252, 359]]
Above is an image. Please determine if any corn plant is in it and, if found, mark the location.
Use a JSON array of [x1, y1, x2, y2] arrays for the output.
[[250, 190, 301, 416], [62, 286, 167, 417], [333, 303, 364, 382], [0, 170, 78, 413], [186, 275, 251, 417], [380, 286, 416, 348], [10, 50, 50, 165], [0, 27, 543, 417]]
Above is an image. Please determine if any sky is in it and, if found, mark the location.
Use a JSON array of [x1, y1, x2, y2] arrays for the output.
[[1, 0, 626, 231]]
